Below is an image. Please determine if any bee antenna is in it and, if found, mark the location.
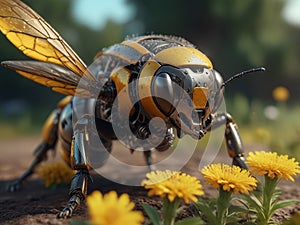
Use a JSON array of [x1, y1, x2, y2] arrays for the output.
[[221, 67, 266, 89]]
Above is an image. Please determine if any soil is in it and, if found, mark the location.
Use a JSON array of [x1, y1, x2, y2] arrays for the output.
[[0, 136, 299, 225]]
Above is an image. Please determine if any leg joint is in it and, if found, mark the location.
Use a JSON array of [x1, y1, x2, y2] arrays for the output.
[[69, 169, 89, 198]]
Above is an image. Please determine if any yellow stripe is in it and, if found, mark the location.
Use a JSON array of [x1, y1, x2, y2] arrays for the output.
[[110, 67, 133, 115], [57, 96, 72, 109], [154, 46, 213, 68], [121, 40, 149, 55], [138, 60, 167, 119]]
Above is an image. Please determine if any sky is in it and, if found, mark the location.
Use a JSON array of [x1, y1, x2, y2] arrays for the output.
[[71, 0, 300, 30], [71, 0, 135, 30], [282, 0, 300, 26]]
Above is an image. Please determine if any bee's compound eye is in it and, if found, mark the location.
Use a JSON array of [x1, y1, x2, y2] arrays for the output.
[[152, 72, 175, 116]]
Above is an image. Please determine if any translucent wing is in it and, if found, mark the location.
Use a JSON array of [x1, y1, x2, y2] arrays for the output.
[[2, 60, 93, 97], [0, 0, 96, 92]]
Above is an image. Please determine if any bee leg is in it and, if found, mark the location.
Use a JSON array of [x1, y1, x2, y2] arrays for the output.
[[224, 114, 247, 169], [7, 109, 59, 192], [212, 113, 247, 169], [57, 116, 91, 218], [7, 142, 50, 191], [57, 168, 89, 219]]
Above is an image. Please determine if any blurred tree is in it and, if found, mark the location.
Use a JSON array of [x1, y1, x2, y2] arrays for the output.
[[127, 0, 300, 102], [1, 0, 300, 119]]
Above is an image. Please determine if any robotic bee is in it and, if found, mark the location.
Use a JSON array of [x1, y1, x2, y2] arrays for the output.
[[0, 0, 265, 218]]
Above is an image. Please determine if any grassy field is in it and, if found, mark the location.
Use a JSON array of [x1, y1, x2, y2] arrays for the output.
[[230, 101, 300, 161]]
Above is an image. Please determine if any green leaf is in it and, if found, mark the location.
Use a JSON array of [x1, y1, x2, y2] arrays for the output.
[[174, 217, 204, 225], [270, 199, 300, 214], [225, 215, 240, 224], [228, 205, 249, 214], [273, 189, 282, 197], [195, 201, 218, 224], [241, 194, 262, 211], [142, 204, 162, 225], [71, 220, 91, 225], [252, 190, 263, 203], [235, 198, 250, 209], [162, 197, 180, 225]]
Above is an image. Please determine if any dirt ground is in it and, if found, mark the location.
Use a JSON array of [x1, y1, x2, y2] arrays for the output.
[[0, 135, 299, 225]]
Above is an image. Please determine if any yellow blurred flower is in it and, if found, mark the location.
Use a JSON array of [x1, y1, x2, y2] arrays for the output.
[[246, 151, 300, 181], [86, 190, 144, 225], [38, 161, 75, 187], [201, 164, 257, 194], [254, 127, 271, 145], [142, 170, 204, 203], [272, 86, 290, 102]]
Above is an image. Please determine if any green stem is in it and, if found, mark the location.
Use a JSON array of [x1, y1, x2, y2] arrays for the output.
[[259, 175, 278, 225], [163, 197, 181, 225], [217, 187, 232, 225]]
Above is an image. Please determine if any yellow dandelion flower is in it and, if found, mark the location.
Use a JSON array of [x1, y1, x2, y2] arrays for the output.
[[201, 164, 257, 194], [38, 162, 75, 187], [272, 86, 290, 102], [246, 151, 300, 181], [86, 190, 144, 225], [142, 170, 204, 204]]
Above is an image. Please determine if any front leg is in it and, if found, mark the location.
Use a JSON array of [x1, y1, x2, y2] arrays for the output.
[[57, 169, 89, 218], [212, 113, 247, 169], [57, 116, 91, 219], [224, 114, 247, 169]]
